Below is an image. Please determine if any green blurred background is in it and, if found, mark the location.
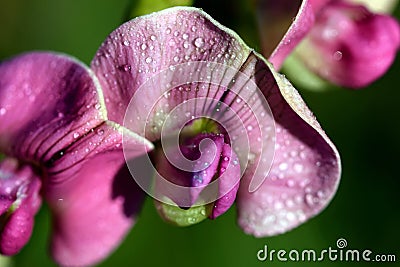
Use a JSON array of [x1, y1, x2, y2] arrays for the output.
[[0, 0, 399, 266]]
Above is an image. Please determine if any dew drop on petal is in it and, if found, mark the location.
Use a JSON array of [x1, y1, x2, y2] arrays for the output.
[[73, 133, 80, 139], [194, 37, 205, 48], [141, 43, 147, 50], [333, 51, 343, 61], [145, 57, 152, 63], [123, 40, 130, 46]]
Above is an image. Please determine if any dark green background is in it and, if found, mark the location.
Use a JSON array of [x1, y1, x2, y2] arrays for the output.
[[0, 0, 399, 266]]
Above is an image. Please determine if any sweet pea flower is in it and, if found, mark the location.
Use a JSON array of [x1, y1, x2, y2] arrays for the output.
[[0, 7, 341, 266], [0, 53, 153, 266], [257, 0, 400, 88]]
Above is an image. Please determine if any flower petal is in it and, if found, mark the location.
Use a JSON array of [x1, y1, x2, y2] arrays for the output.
[[0, 51, 154, 264], [44, 122, 152, 266], [0, 52, 106, 163], [91, 7, 340, 237], [292, 1, 400, 88], [257, 0, 315, 69], [209, 143, 240, 219], [236, 57, 341, 236], [91, 7, 251, 125], [0, 158, 41, 255]]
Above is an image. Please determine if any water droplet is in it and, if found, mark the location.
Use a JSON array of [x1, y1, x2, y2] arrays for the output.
[[247, 125, 253, 131], [183, 41, 190, 49], [191, 26, 197, 32], [166, 28, 171, 34], [333, 51, 343, 61], [97, 129, 105, 135], [141, 43, 147, 50], [73, 133, 80, 139], [182, 33, 189, 40], [279, 162, 288, 171], [150, 35, 156, 41], [123, 40, 130, 46], [286, 179, 295, 187], [305, 194, 314, 206], [173, 56, 179, 62], [145, 57, 152, 63], [119, 64, 131, 72], [294, 163, 304, 173], [194, 37, 205, 48], [94, 103, 101, 110]]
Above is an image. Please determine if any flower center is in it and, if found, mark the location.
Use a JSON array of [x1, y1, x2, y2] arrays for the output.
[[152, 118, 241, 226]]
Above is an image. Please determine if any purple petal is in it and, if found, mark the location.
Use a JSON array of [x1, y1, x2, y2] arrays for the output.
[[0, 52, 153, 265], [91, 7, 251, 126], [44, 122, 151, 266], [0, 158, 41, 255], [0, 52, 105, 162], [209, 143, 240, 219], [236, 58, 341, 236], [257, 0, 315, 69], [90, 7, 340, 235], [293, 1, 400, 88]]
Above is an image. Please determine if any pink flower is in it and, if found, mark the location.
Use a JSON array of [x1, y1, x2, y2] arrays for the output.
[[257, 0, 400, 88], [0, 7, 341, 266]]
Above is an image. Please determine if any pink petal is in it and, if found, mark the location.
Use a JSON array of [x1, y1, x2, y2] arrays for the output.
[[293, 1, 400, 88], [209, 143, 240, 219], [257, 0, 315, 69], [91, 7, 251, 126], [0, 52, 153, 265], [236, 58, 341, 237], [90, 7, 340, 236], [44, 122, 152, 266], [0, 158, 42, 255], [0, 52, 105, 162]]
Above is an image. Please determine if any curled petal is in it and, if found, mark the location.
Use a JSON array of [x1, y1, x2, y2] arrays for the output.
[[209, 143, 240, 219], [45, 122, 152, 266], [237, 58, 341, 236], [0, 158, 41, 255], [293, 2, 400, 88], [0, 52, 106, 162], [257, 0, 315, 69]]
